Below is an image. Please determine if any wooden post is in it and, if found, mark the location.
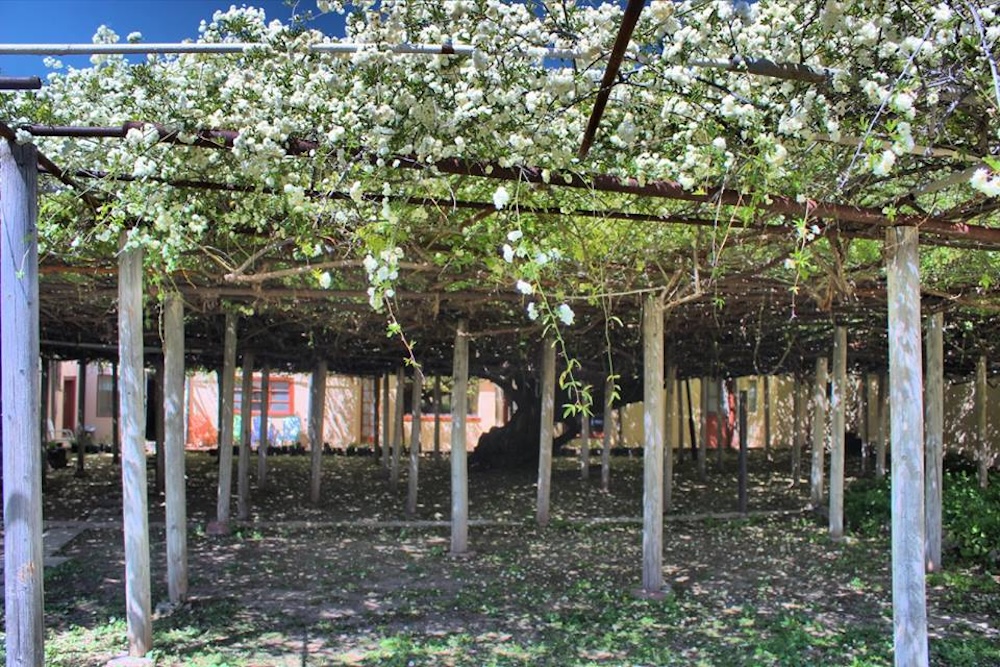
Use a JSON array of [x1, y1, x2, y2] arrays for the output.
[[75, 358, 87, 476], [811, 357, 828, 507], [391, 366, 405, 491], [112, 361, 120, 466], [2, 138, 45, 666], [924, 312, 944, 572], [830, 326, 848, 539], [163, 292, 188, 604], [663, 362, 676, 512], [381, 373, 391, 470], [877, 372, 889, 480], [738, 390, 748, 513], [153, 361, 165, 495], [118, 238, 153, 656], [641, 294, 665, 594], [433, 375, 442, 460], [237, 352, 254, 521], [791, 374, 804, 485], [580, 404, 591, 481], [697, 377, 708, 480], [886, 226, 929, 666], [537, 338, 556, 527], [214, 313, 238, 532], [40, 359, 49, 486], [975, 355, 989, 489], [685, 379, 697, 461], [763, 375, 772, 461], [861, 374, 870, 474], [450, 321, 470, 555], [372, 375, 381, 459], [406, 366, 424, 516], [715, 378, 724, 472], [257, 364, 270, 488], [309, 359, 327, 504], [602, 374, 613, 492]]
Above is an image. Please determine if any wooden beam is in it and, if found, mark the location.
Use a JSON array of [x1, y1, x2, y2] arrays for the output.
[[450, 321, 470, 555], [641, 294, 665, 594], [924, 312, 944, 572], [537, 339, 556, 527], [75, 358, 87, 476], [118, 238, 153, 656], [163, 291, 188, 604], [1, 138, 45, 666], [885, 226, 929, 666], [830, 326, 848, 539]]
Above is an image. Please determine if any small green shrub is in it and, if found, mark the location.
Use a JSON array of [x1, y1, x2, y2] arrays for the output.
[[844, 470, 1000, 566], [942, 471, 1000, 564]]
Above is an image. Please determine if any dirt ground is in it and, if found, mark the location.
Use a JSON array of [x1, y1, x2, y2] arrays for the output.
[[15, 448, 1000, 665]]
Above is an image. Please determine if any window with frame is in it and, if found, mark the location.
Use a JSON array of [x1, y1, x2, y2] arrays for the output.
[[234, 377, 294, 417], [96, 373, 114, 418]]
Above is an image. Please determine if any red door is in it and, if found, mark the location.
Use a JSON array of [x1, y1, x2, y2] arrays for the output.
[[62, 378, 77, 432]]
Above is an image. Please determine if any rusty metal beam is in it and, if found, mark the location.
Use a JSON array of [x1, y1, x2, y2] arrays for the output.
[[577, 0, 645, 159], [20, 121, 1000, 247]]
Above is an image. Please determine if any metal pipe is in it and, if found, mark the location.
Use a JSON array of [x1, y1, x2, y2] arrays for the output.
[[578, 0, 645, 159], [0, 76, 42, 90], [0, 41, 579, 59]]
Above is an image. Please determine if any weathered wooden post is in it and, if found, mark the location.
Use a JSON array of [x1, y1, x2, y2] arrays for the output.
[[155, 361, 167, 495], [663, 362, 676, 512], [537, 338, 556, 527], [697, 377, 708, 480], [163, 292, 188, 604], [886, 226, 929, 666], [406, 365, 424, 517], [791, 373, 804, 485], [391, 366, 405, 491], [876, 372, 889, 479], [924, 312, 944, 572], [738, 390, 748, 513], [237, 352, 254, 521], [830, 326, 848, 539], [450, 321, 470, 555], [641, 294, 665, 595], [40, 359, 49, 487], [2, 138, 45, 667], [381, 372, 391, 470], [119, 235, 153, 656], [811, 357, 828, 507], [763, 376, 772, 461], [112, 361, 120, 466], [601, 374, 613, 492], [213, 312, 238, 534], [716, 378, 725, 472], [257, 363, 270, 487], [433, 375, 442, 460], [75, 358, 87, 476], [975, 355, 989, 489], [309, 359, 328, 504], [580, 402, 591, 481]]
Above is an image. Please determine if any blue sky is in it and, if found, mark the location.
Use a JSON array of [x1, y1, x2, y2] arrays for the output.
[[0, 1, 346, 77]]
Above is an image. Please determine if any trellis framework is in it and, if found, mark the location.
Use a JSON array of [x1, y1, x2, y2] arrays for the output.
[[1, 2, 999, 665]]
